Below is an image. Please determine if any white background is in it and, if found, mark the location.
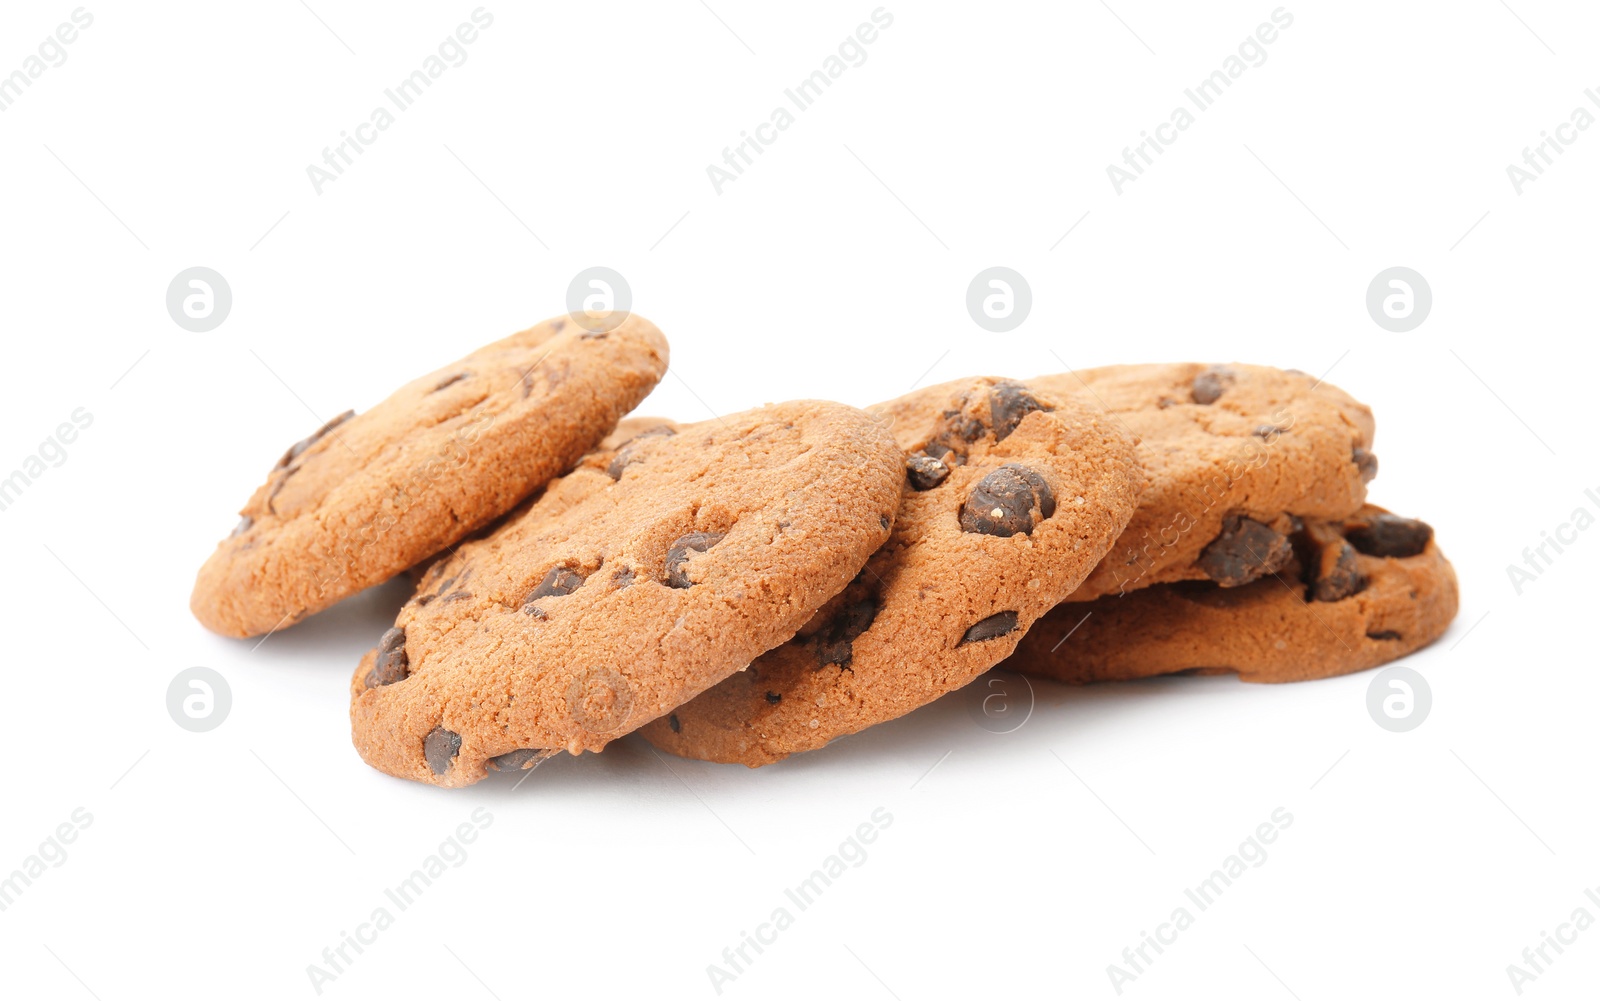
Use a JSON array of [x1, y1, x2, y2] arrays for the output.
[[1, 1, 1596, 998]]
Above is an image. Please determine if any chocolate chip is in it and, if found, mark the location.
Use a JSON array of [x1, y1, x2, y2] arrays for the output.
[[668, 713, 681, 733], [229, 516, 253, 537], [1347, 514, 1432, 558], [528, 566, 586, 602], [580, 330, 609, 340], [613, 567, 636, 588], [1353, 447, 1379, 483], [274, 410, 355, 470], [364, 627, 410, 689], [959, 464, 1056, 537], [1366, 630, 1402, 641], [906, 452, 950, 490], [431, 372, 469, 393], [439, 591, 472, 603], [765, 692, 782, 704], [959, 611, 1019, 646], [550, 318, 566, 333], [927, 407, 987, 461], [606, 426, 677, 480], [1311, 541, 1367, 602], [665, 532, 725, 588], [817, 597, 878, 669], [942, 409, 986, 443], [989, 381, 1049, 441], [487, 748, 548, 772], [1198, 516, 1293, 587], [880, 514, 891, 530], [423, 726, 461, 775], [1255, 424, 1288, 440], [1191, 366, 1235, 405]]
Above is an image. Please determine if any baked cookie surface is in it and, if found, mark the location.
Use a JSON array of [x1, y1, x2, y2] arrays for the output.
[[1005, 506, 1458, 684], [191, 315, 668, 637], [1032, 363, 1376, 601], [349, 400, 904, 787], [641, 377, 1142, 766]]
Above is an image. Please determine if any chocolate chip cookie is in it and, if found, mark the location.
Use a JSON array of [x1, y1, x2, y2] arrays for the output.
[[1031, 364, 1375, 600], [640, 377, 1141, 767], [191, 315, 669, 638], [1006, 507, 1457, 684], [349, 400, 904, 787]]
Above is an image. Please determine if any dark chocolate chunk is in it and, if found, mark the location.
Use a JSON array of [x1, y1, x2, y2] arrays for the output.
[[668, 713, 681, 733], [1311, 541, 1367, 602], [1198, 515, 1293, 586], [665, 532, 725, 588], [1353, 447, 1379, 483], [765, 692, 782, 705], [439, 590, 472, 603], [989, 380, 1049, 441], [1255, 424, 1288, 440], [959, 464, 1056, 537], [959, 611, 1019, 645], [926, 407, 987, 461], [606, 426, 677, 480], [941, 408, 987, 443], [1366, 630, 1403, 641], [431, 372, 469, 393], [487, 748, 548, 772], [1191, 366, 1235, 405], [274, 410, 355, 470], [1347, 514, 1431, 558], [424, 727, 462, 775], [613, 567, 636, 588], [364, 627, 410, 689], [528, 566, 586, 602], [906, 452, 950, 490], [817, 597, 878, 668]]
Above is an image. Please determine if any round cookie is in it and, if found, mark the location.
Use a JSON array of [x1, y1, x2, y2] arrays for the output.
[[191, 314, 669, 637], [640, 377, 1141, 767], [1005, 506, 1458, 684], [348, 400, 904, 788], [1031, 364, 1376, 601]]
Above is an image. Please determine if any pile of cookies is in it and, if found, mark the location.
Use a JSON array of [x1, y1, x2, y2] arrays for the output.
[[191, 315, 1458, 787]]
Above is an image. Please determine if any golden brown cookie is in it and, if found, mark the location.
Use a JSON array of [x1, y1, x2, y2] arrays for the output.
[[191, 315, 668, 637], [1006, 506, 1457, 684], [349, 400, 904, 788], [641, 377, 1141, 767], [1031, 364, 1376, 601]]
